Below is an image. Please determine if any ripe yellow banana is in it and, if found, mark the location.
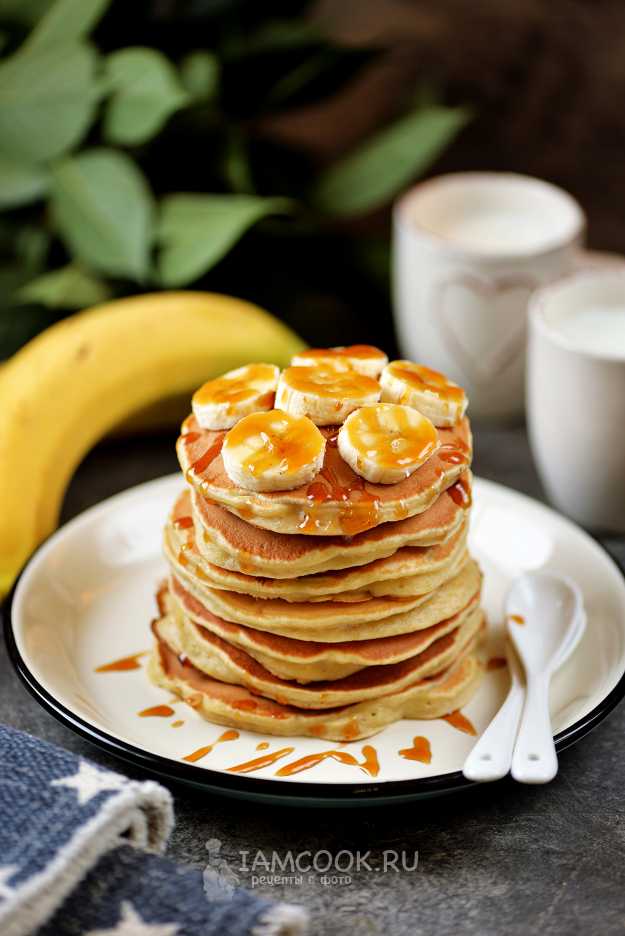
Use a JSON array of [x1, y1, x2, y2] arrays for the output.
[[0, 291, 305, 595]]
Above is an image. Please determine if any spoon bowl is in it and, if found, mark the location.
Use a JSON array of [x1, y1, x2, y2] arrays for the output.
[[507, 572, 584, 674]]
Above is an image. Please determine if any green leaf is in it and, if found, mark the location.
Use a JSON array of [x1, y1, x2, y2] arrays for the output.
[[15, 226, 49, 271], [0, 153, 48, 207], [267, 50, 338, 105], [103, 47, 189, 146], [312, 106, 470, 217], [225, 19, 321, 58], [157, 194, 292, 287], [0, 0, 52, 27], [15, 263, 111, 308], [24, 0, 110, 50], [179, 51, 219, 102], [50, 148, 155, 280], [222, 132, 254, 194], [0, 41, 99, 161]]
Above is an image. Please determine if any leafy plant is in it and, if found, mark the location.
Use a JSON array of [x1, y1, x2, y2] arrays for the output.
[[0, 0, 469, 357]]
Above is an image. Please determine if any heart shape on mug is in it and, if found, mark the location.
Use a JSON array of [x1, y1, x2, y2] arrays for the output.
[[433, 272, 537, 385]]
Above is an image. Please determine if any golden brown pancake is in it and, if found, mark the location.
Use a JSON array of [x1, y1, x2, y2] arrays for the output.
[[169, 558, 481, 642], [190, 478, 470, 578], [165, 493, 469, 602], [167, 576, 482, 681], [148, 620, 483, 741], [157, 591, 483, 708], [177, 414, 472, 536]]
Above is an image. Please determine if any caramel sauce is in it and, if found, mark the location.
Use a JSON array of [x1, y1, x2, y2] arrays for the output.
[[340, 474, 380, 536], [190, 433, 224, 474], [302, 465, 380, 535], [282, 366, 379, 399], [225, 410, 324, 480], [193, 364, 276, 407], [341, 718, 360, 741], [256, 741, 270, 751], [171, 720, 184, 728], [184, 431, 201, 443], [360, 744, 379, 777], [438, 441, 469, 465], [183, 729, 239, 763], [297, 344, 384, 363], [509, 614, 525, 625], [275, 744, 379, 777], [95, 651, 148, 673], [448, 476, 472, 508], [310, 724, 327, 738], [231, 698, 260, 712], [256, 390, 276, 409], [390, 361, 465, 403], [231, 503, 254, 521], [173, 515, 194, 530], [138, 704, 175, 718], [442, 710, 477, 736], [487, 656, 507, 670], [177, 544, 190, 567], [298, 513, 320, 534], [227, 747, 295, 773], [399, 736, 432, 764]]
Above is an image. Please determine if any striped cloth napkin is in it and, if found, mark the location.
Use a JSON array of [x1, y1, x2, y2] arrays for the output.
[[0, 724, 308, 936]]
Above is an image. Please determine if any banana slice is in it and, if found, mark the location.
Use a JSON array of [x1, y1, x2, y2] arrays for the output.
[[380, 360, 467, 427], [222, 409, 325, 492], [292, 344, 388, 378], [338, 403, 439, 484], [276, 365, 380, 426], [192, 363, 279, 430]]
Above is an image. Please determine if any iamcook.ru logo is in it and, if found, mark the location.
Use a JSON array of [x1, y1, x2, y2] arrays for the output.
[[203, 839, 418, 896]]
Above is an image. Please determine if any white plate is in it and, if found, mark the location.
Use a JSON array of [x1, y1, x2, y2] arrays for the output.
[[5, 475, 625, 806]]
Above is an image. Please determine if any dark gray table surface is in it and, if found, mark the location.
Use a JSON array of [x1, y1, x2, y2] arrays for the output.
[[2, 426, 625, 936]]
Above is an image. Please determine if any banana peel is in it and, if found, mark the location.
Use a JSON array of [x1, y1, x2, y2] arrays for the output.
[[0, 291, 305, 596]]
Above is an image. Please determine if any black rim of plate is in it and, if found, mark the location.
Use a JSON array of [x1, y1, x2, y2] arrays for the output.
[[3, 516, 625, 806]]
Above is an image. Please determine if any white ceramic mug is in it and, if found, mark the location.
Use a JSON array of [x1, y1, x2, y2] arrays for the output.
[[393, 172, 586, 423], [528, 269, 625, 532]]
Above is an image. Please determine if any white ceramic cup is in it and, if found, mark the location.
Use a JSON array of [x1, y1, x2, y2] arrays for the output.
[[393, 172, 586, 423], [528, 269, 625, 532]]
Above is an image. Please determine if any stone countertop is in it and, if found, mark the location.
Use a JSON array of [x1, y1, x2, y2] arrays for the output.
[[2, 426, 624, 936]]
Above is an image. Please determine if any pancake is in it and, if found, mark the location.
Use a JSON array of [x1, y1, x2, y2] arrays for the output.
[[166, 492, 469, 601], [172, 559, 482, 642], [191, 477, 470, 579], [167, 577, 482, 681], [178, 414, 472, 536], [148, 621, 483, 741], [157, 590, 483, 708]]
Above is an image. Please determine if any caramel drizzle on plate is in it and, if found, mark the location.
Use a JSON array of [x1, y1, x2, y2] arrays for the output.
[[399, 736, 432, 764], [442, 710, 477, 736], [138, 704, 175, 718], [95, 651, 148, 673], [183, 729, 239, 763], [275, 744, 379, 778]]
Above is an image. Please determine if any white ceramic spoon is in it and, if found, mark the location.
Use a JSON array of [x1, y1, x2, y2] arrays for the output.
[[508, 572, 585, 784], [462, 638, 524, 782], [463, 573, 585, 784]]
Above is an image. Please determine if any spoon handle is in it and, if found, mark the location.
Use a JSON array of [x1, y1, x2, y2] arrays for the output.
[[511, 673, 558, 783], [462, 679, 525, 781]]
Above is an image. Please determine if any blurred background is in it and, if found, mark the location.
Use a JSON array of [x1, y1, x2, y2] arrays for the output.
[[2, 0, 623, 361]]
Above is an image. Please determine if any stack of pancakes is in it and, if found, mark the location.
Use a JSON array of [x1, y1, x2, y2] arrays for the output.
[[149, 367, 484, 742]]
